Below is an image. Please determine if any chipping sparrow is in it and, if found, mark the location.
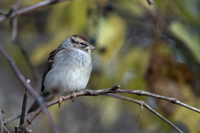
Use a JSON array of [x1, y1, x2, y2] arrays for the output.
[[27, 34, 95, 113]]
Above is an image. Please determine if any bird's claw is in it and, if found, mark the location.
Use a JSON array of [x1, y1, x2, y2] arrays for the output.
[[58, 93, 66, 107], [71, 92, 76, 102]]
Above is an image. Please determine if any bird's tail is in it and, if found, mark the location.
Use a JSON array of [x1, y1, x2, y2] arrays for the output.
[[27, 91, 51, 113]]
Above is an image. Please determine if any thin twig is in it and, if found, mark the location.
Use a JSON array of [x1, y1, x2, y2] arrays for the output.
[[15, 125, 19, 133], [3, 126, 10, 133], [19, 86, 200, 132], [20, 86, 187, 133], [0, 0, 71, 23], [136, 102, 144, 126], [0, 107, 3, 133], [111, 84, 120, 91], [103, 93, 183, 133], [11, 0, 22, 42], [19, 89, 28, 126], [4, 114, 20, 125], [11, 17, 18, 42], [4, 113, 34, 125], [0, 45, 59, 133], [20, 88, 121, 131], [86, 88, 200, 113], [85, 88, 200, 114], [0, 11, 7, 16], [3, 81, 199, 132], [14, 0, 22, 10], [115, 89, 200, 113], [0, 6, 15, 17], [146, 0, 154, 5], [15, 38, 40, 82]]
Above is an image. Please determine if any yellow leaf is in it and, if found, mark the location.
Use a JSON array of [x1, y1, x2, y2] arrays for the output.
[[97, 14, 126, 62], [47, 0, 93, 34]]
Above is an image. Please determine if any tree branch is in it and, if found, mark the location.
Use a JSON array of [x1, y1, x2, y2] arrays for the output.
[[146, 0, 154, 5], [103, 93, 183, 133], [15, 38, 41, 82], [0, 0, 71, 23], [0, 45, 59, 133], [3, 113, 34, 125], [3, 126, 10, 133], [11, 0, 22, 42], [114, 89, 200, 113], [19, 86, 199, 133], [0, 107, 3, 133], [136, 102, 143, 127], [15, 125, 19, 133], [19, 89, 28, 126]]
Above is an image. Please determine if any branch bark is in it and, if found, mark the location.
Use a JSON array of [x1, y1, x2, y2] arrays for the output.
[[0, 0, 71, 23], [19, 86, 199, 133]]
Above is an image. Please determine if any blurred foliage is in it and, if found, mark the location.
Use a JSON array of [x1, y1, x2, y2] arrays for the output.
[[170, 21, 200, 62], [0, 0, 200, 133]]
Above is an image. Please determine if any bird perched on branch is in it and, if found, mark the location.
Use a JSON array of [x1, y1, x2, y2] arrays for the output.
[[28, 34, 95, 113]]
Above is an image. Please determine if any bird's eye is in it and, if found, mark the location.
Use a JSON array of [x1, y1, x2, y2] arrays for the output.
[[80, 43, 87, 47], [80, 43, 85, 45]]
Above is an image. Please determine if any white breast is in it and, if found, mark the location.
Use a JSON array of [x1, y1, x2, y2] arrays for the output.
[[43, 49, 92, 95]]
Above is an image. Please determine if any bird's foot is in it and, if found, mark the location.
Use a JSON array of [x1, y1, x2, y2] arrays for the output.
[[71, 92, 76, 102], [58, 93, 66, 107]]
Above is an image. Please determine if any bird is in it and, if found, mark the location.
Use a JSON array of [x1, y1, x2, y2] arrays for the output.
[[27, 34, 95, 113]]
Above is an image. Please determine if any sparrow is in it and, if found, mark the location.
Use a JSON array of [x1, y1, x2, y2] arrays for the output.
[[27, 34, 95, 113]]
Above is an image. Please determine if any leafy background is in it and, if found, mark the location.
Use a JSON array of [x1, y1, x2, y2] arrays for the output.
[[0, 0, 200, 132]]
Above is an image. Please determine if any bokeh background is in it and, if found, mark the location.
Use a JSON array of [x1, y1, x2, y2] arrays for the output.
[[1, 0, 200, 132]]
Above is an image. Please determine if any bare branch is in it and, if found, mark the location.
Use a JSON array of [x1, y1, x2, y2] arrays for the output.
[[103, 93, 183, 133], [15, 38, 40, 82], [0, 107, 3, 133], [111, 84, 120, 91], [115, 89, 200, 113], [0, 11, 7, 16], [0, 45, 59, 133], [146, 0, 154, 5], [3, 126, 10, 133], [4, 113, 34, 125], [136, 102, 144, 127], [4, 114, 20, 125], [2, 83, 197, 132], [11, 0, 22, 42], [14, 0, 22, 10], [0, 0, 71, 23], [20, 87, 121, 131], [19, 89, 28, 126], [11, 17, 18, 42], [0, 6, 15, 17], [15, 125, 19, 133], [20, 86, 188, 133]]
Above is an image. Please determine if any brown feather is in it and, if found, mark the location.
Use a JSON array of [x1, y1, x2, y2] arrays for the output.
[[72, 34, 90, 43], [41, 47, 64, 92]]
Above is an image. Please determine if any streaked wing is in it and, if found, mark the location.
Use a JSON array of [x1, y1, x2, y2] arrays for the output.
[[41, 47, 64, 92]]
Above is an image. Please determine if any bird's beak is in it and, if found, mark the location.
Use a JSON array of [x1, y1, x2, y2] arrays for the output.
[[88, 44, 96, 50]]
